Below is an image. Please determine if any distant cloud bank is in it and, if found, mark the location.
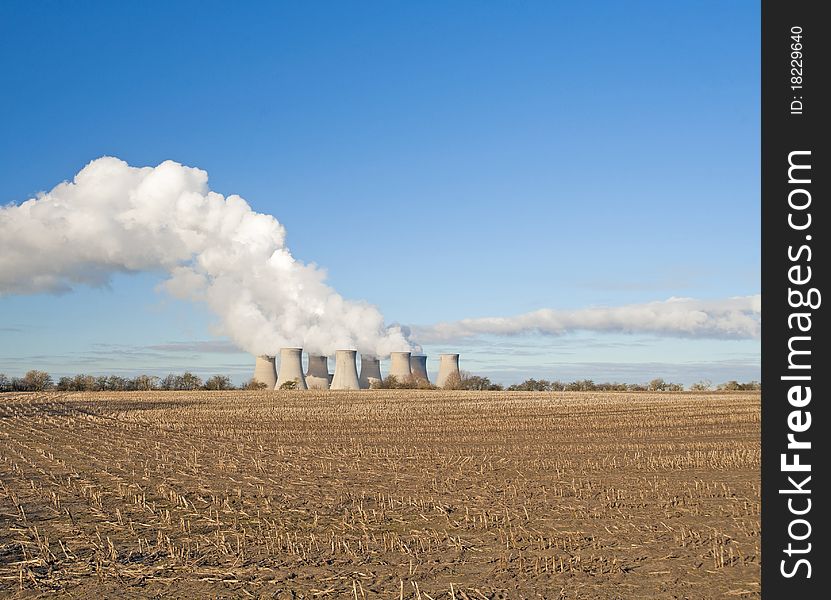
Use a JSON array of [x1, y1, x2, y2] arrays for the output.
[[414, 295, 761, 343]]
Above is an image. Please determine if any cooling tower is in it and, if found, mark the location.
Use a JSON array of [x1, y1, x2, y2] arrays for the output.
[[437, 353, 461, 388], [389, 351, 412, 381], [275, 347, 308, 390], [410, 354, 430, 383], [359, 354, 382, 389], [331, 350, 360, 390], [305, 354, 330, 390], [253, 355, 277, 389]]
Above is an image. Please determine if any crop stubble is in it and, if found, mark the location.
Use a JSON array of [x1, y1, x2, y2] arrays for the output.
[[0, 390, 759, 598]]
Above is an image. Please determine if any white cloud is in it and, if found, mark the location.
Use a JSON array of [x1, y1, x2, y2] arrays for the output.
[[413, 295, 761, 342]]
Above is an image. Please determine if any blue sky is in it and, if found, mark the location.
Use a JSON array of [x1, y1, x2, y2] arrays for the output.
[[0, 1, 760, 385]]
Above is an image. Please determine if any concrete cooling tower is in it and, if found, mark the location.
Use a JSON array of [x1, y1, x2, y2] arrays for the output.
[[275, 347, 308, 390], [253, 355, 277, 389], [305, 354, 330, 389], [389, 351, 412, 381], [331, 349, 360, 390], [359, 354, 382, 389], [410, 354, 429, 383], [437, 353, 461, 388]]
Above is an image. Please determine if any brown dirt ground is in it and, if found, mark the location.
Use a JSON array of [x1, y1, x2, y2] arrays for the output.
[[0, 390, 760, 599]]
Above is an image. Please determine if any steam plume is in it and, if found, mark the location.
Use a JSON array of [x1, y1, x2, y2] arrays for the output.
[[0, 157, 412, 357]]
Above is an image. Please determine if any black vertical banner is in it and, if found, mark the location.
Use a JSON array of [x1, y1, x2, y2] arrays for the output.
[[762, 1, 828, 597]]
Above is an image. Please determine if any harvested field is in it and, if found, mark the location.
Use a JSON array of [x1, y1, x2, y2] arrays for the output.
[[0, 391, 760, 598]]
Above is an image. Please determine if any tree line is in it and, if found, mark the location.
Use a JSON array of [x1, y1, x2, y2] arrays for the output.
[[0, 369, 760, 393], [501, 377, 760, 392], [363, 372, 759, 392], [0, 370, 266, 392]]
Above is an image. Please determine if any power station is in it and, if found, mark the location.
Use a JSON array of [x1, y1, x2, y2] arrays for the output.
[[305, 354, 330, 389], [388, 351, 412, 380], [253, 355, 277, 388], [410, 354, 429, 383], [275, 347, 308, 390], [252, 349, 460, 389], [359, 354, 382, 389], [437, 353, 461, 388], [330, 349, 360, 390]]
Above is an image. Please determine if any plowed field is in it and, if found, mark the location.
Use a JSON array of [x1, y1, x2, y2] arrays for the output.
[[0, 391, 760, 598]]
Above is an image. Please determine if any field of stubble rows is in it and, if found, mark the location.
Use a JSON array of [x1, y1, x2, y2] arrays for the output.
[[0, 390, 759, 599]]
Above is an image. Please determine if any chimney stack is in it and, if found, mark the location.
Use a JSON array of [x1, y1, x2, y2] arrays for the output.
[[389, 351, 412, 382], [359, 354, 382, 389], [305, 354, 330, 389], [437, 353, 461, 388], [253, 355, 277, 389], [275, 347, 308, 390], [410, 354, 429, 384], [331, 350, 360, 390]]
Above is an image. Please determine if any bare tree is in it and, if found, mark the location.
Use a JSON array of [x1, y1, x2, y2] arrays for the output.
[[159, 374, 180, 390], [690, 379, 712, 391], [107, 375, 129, 391], [72, 374, 97, 391], [22, 370, 54, 391], [647, 378, 667, 392], [132, 375, 159, 391], [204, 375, 233, 390], [241, 378, 268, 390], [441, 371, 502, 391], [180, 372, 203, 390]]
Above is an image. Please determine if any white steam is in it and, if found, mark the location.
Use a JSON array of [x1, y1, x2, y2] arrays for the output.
[[0, 157, 413, 357], [413, 295, 761, 342]]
